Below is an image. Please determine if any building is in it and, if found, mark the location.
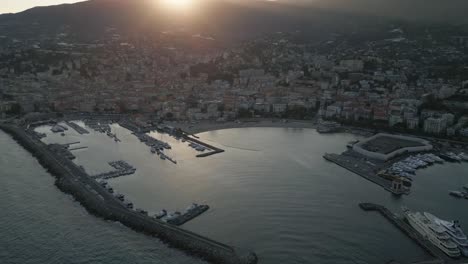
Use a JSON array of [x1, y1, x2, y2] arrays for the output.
[[424, 117, 447, 135]]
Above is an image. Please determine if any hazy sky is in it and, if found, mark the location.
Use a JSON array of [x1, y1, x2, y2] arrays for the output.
[[0, 0, 86, 14]]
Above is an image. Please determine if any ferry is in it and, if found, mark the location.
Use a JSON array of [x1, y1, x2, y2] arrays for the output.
[[424, 212, 468, 257], [403, 207, 460, 258]]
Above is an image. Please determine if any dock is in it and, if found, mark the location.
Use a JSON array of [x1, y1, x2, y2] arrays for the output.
[[91, 161, 136, 180], [359, 203, 467, 264], [324, 153, 408, 195], [69, 146, 88, 151], [66, 121, 90, 134], [168, 205, 210, 226], [184, 135, 225, 158]]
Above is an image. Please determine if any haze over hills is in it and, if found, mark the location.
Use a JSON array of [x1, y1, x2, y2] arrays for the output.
[[0, 0, 435, 43]]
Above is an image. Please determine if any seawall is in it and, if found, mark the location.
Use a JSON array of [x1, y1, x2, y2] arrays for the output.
[[0, 124, 258, 264]]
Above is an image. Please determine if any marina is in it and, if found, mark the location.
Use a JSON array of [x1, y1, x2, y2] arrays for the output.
[[0, 123, 257, 264]]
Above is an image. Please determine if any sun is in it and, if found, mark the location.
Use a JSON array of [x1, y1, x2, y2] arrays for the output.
[[160, 0, 194, 11]]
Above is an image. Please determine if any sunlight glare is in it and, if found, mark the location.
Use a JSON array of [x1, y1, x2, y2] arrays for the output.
[[160, 0, 194, 11]]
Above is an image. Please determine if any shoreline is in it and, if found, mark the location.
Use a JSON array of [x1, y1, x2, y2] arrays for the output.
[[166, 119, 319, 135]]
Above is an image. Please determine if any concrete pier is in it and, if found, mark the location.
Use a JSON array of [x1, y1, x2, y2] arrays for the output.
[[0, 123, 257, 264], [324, 153, 408, 195]]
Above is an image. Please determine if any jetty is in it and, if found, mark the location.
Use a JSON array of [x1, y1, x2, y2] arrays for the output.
[[324, 153, 409, 195], [184, 135, 225, 158], [0, 123, 257, 264], [91, 161, 136, 180], [359, 203, 466, 264], [65, 121, 90, 134]]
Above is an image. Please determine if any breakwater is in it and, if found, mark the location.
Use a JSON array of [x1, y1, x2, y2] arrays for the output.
[[0, 123, 258, 264]]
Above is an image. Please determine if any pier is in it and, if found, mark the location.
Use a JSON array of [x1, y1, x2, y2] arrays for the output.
[[323, 153, 408, 195], [69, 146, 88, 151], [359, 203, 467, 264], [66, 121, 90, 134], [184, 135, 225, 158], [167, 205, 210, 226], [0, 124, 257, 264], [91, 161, 136, 180]]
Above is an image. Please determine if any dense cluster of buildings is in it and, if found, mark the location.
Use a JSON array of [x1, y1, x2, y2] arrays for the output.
[[1, 26, 468, 139]]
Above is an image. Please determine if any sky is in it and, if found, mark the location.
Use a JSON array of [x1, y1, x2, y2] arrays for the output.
[[0, 0, 86, 14]]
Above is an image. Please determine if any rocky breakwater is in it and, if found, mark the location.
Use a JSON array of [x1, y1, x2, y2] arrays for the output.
[[0, 123, 258, 264]]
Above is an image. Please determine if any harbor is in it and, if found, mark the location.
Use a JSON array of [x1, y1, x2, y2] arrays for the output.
[[0, 123, 258, 264], [325, 133, 468, 195]]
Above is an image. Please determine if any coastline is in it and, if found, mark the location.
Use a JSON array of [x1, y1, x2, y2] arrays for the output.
[[166, 119, 318, 135]]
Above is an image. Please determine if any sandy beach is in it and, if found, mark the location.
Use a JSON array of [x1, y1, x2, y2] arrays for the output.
[[165, 119, 318, 135]]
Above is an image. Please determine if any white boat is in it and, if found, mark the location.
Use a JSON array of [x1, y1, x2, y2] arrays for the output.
[[458, 153, 468, 162], [450, 191, 465, 198], [403, 207, 460, 258], [163, 211, 181, 222], [424, 212, 468, 257]]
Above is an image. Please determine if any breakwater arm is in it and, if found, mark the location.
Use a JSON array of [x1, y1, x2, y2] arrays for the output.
[[0, 123, 257, 264]]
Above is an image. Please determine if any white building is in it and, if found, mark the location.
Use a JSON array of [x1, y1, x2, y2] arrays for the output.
[[424, 117, 447, 135]]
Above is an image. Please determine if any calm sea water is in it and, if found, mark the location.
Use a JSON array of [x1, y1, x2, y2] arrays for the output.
[[2, 124, 468, 264]]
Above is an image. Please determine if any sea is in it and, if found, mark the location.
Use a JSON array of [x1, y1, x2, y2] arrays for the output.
[[1, 124, 467, 264]]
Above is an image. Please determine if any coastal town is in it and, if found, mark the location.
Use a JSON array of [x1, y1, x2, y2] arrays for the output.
[[1, 3, 468, 264], [0, 24, 468, 142]]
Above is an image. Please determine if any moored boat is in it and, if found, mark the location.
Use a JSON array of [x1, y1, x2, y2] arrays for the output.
[[402, 207, 460, 258]]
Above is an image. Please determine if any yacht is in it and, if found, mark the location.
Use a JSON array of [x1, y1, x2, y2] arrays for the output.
[[154, 209, 167, 219], [458, 152, 468, 162], [450, 191, 465, 198], [424, 212, 468, 257], [163, 211, 181, 222], [403, 207, 460, 258]]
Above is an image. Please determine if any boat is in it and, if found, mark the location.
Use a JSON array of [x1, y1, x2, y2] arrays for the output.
[[463, 185, 468, 191], [136, 208, 148, 215], [160, 155, 166, 160], [450, 191, 465, 198], [125, 202, 134, 209], [440, 153, 459, 162], [154, 209, 167, 219], [151, 147, 156, 154], [114, 193, 125, 201], [459, 153, 468, 162], [163, 211, 181, 222], [424, 212, 468, 257], [402, 207, 460, 258]]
